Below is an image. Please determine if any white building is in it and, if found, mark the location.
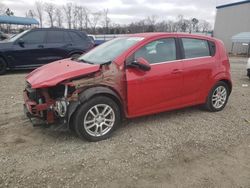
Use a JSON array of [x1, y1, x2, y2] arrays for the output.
[[214, 0, 250, 54]]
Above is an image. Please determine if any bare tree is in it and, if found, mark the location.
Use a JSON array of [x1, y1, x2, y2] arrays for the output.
[[198, 20, 211, 33], [26, 9, 36, 18], [88, 11, 102, 34], [102, 9, 111, 34], [44, 3, 56, 27], [155, 21, 168, 32], [146, 15, 157, 32], [5, 8, 14, 16], [191, 18, 199, 32], [35, 1, 43, 28], [77, 6, 84, 30], [55, 8, 63, 28], [63, 3, 73, 29], [0, 2, 6, 15], [83, 8, 90, 30], [76, 6, 89, 30], [72, 5, 80, 29]]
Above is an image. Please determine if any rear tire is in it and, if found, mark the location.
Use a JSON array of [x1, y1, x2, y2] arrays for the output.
[[74, 96, 121, 142], [0, 57, 7, 75], [70, 53, 81, 60], [204, 81, 229, 112]]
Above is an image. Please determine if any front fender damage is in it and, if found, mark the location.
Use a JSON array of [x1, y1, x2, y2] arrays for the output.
[[24, 62, 126, 129], [66, 63, 126, 128]]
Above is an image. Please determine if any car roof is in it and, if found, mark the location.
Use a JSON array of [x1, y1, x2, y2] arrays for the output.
[[30, 28, 86, 33], [126, 32, 215, 41]]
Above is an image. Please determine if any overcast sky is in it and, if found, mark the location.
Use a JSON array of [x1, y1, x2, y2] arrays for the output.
[[1, 0, 241, 26]]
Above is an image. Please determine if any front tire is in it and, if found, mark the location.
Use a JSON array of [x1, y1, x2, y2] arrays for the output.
[[74, 96, 121, 142], [0, 57, 7, 75], [204, 81, 229, 112]]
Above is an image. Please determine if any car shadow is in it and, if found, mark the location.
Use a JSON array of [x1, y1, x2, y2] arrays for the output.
[[26, 105, 205, 143], [6, 69, 33, 75]]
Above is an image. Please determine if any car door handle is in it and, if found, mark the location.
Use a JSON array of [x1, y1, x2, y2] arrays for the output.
[[37, 45, 44, 48], [171, 69, 183, 74]]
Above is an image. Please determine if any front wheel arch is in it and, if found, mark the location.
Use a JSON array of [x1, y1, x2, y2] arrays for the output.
[[68, 86, 124, 130], [0, 56, 8, 75], [73, 95, 121, 141]]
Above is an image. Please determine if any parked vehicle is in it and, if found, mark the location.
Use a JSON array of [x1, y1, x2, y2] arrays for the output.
[[247, 58, 250, 78], [0, 28, 94, 75], [0, 31, 8, 41], [23, 33, 232, 141]]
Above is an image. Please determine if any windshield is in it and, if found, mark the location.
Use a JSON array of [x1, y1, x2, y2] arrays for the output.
[[7, 30, 30, 42], [78, 37, 144, 64]]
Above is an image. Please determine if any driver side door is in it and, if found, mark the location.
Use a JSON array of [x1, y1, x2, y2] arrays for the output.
[[10, 30, 47, 68], [126, 37, 183, 117]]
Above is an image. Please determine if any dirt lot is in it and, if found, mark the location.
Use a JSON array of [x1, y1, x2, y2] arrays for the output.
[[0, 57, 250, 188]]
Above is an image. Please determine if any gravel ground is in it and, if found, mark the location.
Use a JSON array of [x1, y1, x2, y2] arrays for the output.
[[0, 57, 250, 188]]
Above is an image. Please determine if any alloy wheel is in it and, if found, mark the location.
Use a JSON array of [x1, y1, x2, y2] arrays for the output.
[[212, 86, 227, 109], [83, 104, 115, 137]]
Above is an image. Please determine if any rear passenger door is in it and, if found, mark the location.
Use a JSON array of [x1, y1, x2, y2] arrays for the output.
[[180, 38, 215, 105], [68, 31, 89, 52], [43, 30, 70, 64]]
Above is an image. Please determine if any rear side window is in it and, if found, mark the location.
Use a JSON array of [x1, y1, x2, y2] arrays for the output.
[[69, 32, 83, 43], [64, 32, 72, 43], [182, 38, 210, 59], [47, 31, 64, 43], [22, 31, 46, 44]]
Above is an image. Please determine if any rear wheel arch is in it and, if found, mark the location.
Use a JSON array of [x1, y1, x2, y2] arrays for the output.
[[68, 51, 84, 58], [218, 79, 232, 94], [204, 81, 230, 112]]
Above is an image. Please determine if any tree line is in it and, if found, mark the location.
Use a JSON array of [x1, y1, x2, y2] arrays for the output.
[[0, 1, 212, 35]]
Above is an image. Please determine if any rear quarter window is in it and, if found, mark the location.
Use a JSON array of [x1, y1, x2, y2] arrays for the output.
[[208, 41, 216, 56], [182, 38, 210, 59], [69, 32, 83, 43]]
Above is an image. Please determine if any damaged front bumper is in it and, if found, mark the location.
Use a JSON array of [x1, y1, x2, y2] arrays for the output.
[[23, 81, 75, 125], [23, 89, 56, 124]]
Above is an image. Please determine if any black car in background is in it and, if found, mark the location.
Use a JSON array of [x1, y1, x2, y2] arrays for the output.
[[0, 28, 94, 74]]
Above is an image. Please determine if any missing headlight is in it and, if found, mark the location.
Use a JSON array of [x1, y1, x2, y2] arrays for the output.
[[54, 99, 67, 117]]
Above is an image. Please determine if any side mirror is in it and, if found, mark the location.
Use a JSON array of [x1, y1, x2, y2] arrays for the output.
[[127, 57, 151, 71], [18, 38, 25, 47]]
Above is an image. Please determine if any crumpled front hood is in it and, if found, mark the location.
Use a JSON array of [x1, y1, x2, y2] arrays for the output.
[[26, 59, 100, 88]]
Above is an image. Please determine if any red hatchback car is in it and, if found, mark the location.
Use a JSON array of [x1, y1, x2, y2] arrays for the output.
[[23, 33, 232, 141]]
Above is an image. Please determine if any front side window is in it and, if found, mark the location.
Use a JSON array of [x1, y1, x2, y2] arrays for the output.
[[46, 31, 64, 43], [134, 38, 177, 64], [182, 38, 210, 59], [22, 31, 46, 44]]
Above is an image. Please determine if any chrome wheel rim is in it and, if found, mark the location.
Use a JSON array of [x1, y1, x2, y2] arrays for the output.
[[212, 86, 227, 109], [84, 104, 115, 137]]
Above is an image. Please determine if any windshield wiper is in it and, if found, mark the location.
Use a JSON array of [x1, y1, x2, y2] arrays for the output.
[[100, 61, 112, 65], [76, 59, 94, 64]]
